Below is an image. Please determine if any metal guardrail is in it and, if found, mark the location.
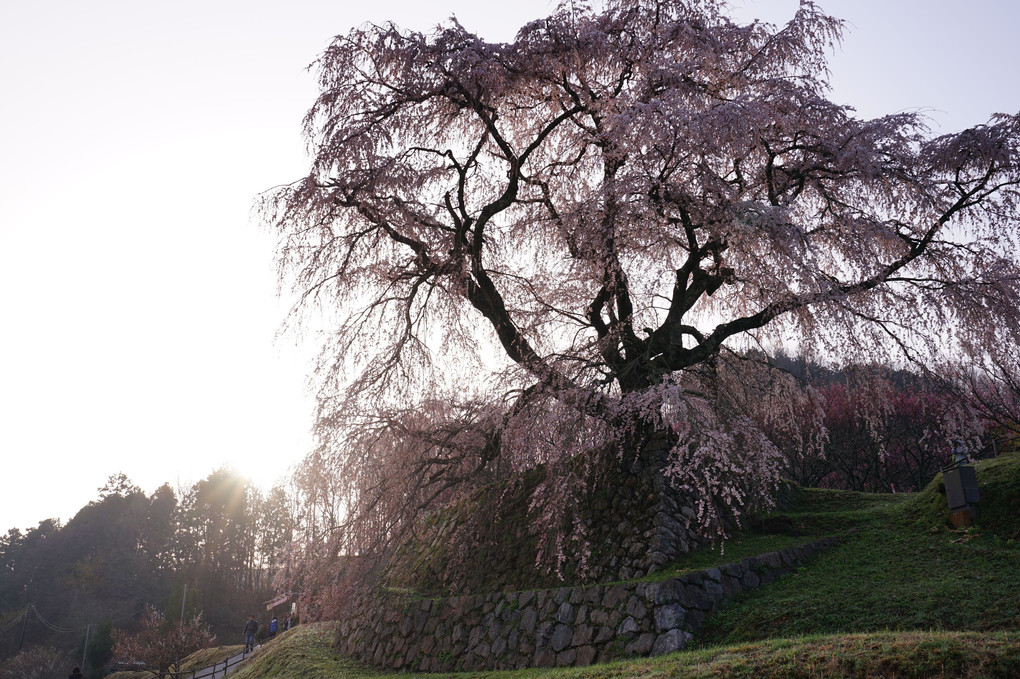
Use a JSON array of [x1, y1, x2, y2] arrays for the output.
[[165, 645, 258, 679]]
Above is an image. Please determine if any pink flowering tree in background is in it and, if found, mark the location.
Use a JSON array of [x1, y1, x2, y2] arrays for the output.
[[0, 647, 67, 679], [263, 0, 1020, 606], [749, 357, 985, 492], [811, 370, 982, 492], [112, 606, 215, 679]]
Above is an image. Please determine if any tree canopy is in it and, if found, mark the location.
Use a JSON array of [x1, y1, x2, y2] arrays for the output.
[[265, 0, 1020, 579]]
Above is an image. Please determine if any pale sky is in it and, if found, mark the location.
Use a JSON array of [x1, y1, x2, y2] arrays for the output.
[[1, 0, 1017, 533]]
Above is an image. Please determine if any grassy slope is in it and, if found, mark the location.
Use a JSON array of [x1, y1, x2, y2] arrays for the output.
[[697, 452, 1020, 644], [644, 490, 905, 582], [227, 625, 368, 679]]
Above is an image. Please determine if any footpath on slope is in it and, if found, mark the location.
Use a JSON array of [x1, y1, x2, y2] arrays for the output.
[[182, 644, 258, 678], [110, 643, 262, 679]]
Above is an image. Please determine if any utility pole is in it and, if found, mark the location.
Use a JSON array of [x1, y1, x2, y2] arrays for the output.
[[17, 605, 31, 652], [175, 583, 188, 678], [81, 624, 91, 671]]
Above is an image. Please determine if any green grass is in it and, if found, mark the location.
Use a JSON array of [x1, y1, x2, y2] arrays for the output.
[[182, 643, 246, 669], [696, 452, 1020, 644], [906, 453, 1020, 540], [697, 510, 1020, 643], [640, 484, 913, 581], [641, 534, 826, 582], [228, 624, 375, 679]]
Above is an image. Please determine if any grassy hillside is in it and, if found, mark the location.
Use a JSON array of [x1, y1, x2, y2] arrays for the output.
[[697, 452, 1020, 644], [906, 451, 1020, 540]]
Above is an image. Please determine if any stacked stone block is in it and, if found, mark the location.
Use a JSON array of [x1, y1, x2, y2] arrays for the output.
[[335, 536, 840, 671]]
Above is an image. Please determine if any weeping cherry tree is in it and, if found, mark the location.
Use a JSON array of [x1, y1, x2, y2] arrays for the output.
[[264, 0, 1020, 598]]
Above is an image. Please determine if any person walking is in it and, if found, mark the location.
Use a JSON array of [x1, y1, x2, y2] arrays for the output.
[[269, 615, 279, 637], [243, 615, 259, 652], [68, 667, 84, 679]]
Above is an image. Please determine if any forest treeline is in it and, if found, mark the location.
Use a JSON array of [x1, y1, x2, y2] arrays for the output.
[[0, 468, 297, 677]]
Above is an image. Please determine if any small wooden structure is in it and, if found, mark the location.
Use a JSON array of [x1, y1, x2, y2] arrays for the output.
[[264, 592, 300, 623]]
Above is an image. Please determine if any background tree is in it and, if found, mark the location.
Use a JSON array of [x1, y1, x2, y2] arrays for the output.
[[0, 520, 63, 650], [258, 484, 297, 591], [143, 484, 180, 574], [112, 606, 214, 679], [0, 469, 296, 660], [60, 480, 159, 606], [756, 356, 986, 492], [953, 344, 1020, 454], [812, 370, 981, 492], [97, 473, 142, 500], [175, 468, 275, 632], [0, 477, 176, 657], [0, 646, 67, 679]]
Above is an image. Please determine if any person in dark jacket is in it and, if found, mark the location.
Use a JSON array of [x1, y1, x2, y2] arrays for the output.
[[69, 667, 84, 679], [243, 615, 259, 652]]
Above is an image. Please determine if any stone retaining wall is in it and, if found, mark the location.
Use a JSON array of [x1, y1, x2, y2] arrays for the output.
[[335, 536, 840, 671]]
